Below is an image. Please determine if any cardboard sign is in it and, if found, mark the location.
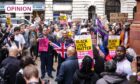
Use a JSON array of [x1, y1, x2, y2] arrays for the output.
[[72, 18, 81, 23], [5, 5, 33, 13], [110, 13, 128, 23], [108, 35, 120, 56], [75, 35, 93, 65], [38, 38, 49, 52]]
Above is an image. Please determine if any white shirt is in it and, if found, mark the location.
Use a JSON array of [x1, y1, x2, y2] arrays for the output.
[[116, 58, 132, 80], [15, 34, 25, 45]]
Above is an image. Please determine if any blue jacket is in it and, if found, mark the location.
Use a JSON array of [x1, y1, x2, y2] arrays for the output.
[[56, 56, 79, 84]]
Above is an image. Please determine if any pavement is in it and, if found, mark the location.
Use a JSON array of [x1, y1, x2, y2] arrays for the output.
[[36, 57, 57, 84]]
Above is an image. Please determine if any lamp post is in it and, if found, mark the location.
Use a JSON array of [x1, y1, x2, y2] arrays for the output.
[[130, 0, 140, 56]]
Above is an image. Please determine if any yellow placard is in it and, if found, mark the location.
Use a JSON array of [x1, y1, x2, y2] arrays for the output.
[[6, 17, 11, 25], [108, 35, 120, 51], [59, 15, 67, 20], [75, 35, 92, 52]]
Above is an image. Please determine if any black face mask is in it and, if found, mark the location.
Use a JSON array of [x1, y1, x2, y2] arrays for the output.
[[115, 54, 125, 62]]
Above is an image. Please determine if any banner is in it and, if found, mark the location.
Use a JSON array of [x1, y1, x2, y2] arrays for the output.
[[5, 5, 33, 13], [38, 38, 49, 52], [108, 35, 120, 56], [75, 35, 93, 65]]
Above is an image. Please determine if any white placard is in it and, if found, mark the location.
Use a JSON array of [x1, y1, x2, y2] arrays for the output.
[[5, 5, 33, 13]]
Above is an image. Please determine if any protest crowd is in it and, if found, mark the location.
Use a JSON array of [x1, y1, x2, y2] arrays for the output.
[[0, 14, 139, 84]]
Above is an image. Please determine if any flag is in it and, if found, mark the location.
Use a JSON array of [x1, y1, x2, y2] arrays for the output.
[[51, 42, 75, 58], [95, 18, 108, 36]]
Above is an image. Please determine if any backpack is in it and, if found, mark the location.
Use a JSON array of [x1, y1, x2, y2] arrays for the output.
[[0, 64, 9, 84]]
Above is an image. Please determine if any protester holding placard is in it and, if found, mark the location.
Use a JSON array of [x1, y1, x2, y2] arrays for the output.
[[72, 56, 99, 84], [75, 28, 105, 77], [38, 28, 54, 79]]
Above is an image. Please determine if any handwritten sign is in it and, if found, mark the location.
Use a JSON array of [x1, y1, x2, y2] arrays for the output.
[[110, 13, 128, 24], [38, 38, 49, 52]]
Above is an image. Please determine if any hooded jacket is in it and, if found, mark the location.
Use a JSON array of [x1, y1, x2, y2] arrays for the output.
[[96, 72, 128, 84], [72, 70, 99, 84]]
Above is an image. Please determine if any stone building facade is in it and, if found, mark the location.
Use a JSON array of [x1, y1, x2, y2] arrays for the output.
[[0, 0, 136, 21]]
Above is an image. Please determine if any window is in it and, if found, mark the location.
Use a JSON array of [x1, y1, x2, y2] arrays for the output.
[[0, 0, 15, 1], [24, 0, 45, 2], [53, 0, 72, 2], [105, 0, 120, 21], [88, 6, 96, 20]]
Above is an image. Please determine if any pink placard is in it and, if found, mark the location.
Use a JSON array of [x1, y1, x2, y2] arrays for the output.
[[38, 38, 49, 52]]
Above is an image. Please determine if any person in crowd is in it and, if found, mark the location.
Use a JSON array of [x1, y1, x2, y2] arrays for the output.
[[14, 26, 26, 53], [72, 56, 99, 84], [20, 24, 31, 56], [15, 56, 35, 84], [114, 46, 133, 80], [0, 44, 20, 84], [23, 64, 49, 84], [6, 34, 22, 58], [53, 25, 62, 40], [106, 45, 134, 62], [29, 26, 38, 60], [129, 58, 140, 84], [47, 25, 58, 63], [80, 28, 105, 77], [56, 30, 74, 75], [96, 60, 128, 84], [120, 22, 130, 47], [0, 28, 10, 64], [38, 28, 54, 79], [126, 44, 137, 59], [55, 46, 79, 84]]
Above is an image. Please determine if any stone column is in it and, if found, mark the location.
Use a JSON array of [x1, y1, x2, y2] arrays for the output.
[[45, 0, 53, 20], [130, 0, 140, 56], [15, 0, 24, 18], [94, 0, 105, 16]]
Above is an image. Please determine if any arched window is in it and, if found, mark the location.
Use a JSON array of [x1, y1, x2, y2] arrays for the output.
[[105, 0, 120, 21], [88, 6, 96, 20]]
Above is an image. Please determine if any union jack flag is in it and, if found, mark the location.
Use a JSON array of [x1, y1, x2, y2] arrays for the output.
[[51, 42, 75, 59]]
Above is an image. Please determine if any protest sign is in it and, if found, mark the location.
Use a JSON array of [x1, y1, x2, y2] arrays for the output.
[[75, 35, 93, 65], [110, 13, 128, 24], [38, 38, 49, 52], [6, 14, 11, 26], [108, 35, 120, 56]]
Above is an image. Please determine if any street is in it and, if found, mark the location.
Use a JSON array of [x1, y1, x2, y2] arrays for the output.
[[36, 57, 57, 84]]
